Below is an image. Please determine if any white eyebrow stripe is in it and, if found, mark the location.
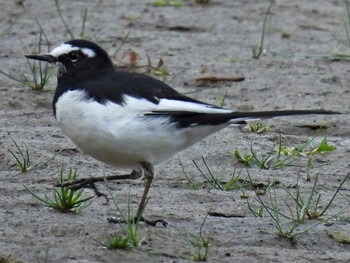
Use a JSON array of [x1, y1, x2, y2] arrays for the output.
[[49, 43, 95, 58], [49, 43, 78, 57], [81, 48, 96, 57]]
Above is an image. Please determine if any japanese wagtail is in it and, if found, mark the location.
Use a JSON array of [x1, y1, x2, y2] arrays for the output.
[[26, 39, 340, 226]]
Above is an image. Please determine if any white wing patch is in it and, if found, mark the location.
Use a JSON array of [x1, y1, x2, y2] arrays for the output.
[[122, 95, 234, 114], [49, 43, 96, 58]]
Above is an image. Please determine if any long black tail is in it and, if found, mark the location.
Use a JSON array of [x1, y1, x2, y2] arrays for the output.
[[147, 109, 340, 128], [228, 109, 341, 125], [230, 109, 340, 120]]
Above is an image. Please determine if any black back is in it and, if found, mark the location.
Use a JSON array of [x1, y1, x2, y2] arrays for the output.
[[52, 40, 215, 117]]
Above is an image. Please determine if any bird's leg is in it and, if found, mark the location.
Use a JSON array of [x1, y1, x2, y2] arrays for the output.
[[55, 169, 143, 202], [108, 162, 168, 227], [135, 162, 154, 220]]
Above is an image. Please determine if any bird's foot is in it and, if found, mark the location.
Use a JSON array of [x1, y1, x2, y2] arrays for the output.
[[107, 216, 168, 227], [54, 171, 144, 204], [55, 178, 109, 203]]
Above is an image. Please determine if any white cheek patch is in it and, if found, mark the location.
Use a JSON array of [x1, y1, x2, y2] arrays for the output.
[[49, 43, 96, 58]]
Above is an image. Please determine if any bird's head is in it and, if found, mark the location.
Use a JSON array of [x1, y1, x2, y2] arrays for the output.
[[26, 39, 114, 78]]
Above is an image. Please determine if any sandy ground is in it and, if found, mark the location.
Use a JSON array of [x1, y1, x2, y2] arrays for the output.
[[1, 0, 350, 262]]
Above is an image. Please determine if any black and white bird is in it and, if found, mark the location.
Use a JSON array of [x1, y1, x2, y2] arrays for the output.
[[26, 39, 339, 226]]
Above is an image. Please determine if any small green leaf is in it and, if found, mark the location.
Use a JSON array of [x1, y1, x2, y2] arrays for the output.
[[152, 0, 182, 7], [316, 138, 335, 153]]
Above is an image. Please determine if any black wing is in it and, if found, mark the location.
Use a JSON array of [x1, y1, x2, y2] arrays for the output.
[[81, 69, 216, 107]]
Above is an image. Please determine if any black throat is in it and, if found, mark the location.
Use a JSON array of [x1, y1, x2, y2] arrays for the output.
[[52, 62, 114, 117]]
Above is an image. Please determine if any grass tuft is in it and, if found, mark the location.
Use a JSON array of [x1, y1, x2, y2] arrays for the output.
[[24, 168, 94, 213], [9, 138, 31, 172], [243, 122, 269, 134], [116, 50, 172, 81], [247, 172, 349, 240], [329, 1, 350, 60], [181, 213, 210, 261], [0, 22, 54, 91], [54, 0, 88, 39], [9, 139, 63, 173], [252, 3, 273, 59], [95, 187, 144, 249], [181, 155, 249, 192], [96, 234, 131, 249], [233, 136, 335, 171]]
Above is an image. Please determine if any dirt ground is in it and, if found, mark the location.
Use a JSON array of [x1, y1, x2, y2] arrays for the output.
[[1, 0, 350, 262]]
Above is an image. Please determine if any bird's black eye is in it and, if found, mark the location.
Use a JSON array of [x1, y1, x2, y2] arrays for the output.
[[68, 51, 79, 62]]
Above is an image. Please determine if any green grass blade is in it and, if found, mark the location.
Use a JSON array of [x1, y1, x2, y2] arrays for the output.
[[54, 0, 75, 39]]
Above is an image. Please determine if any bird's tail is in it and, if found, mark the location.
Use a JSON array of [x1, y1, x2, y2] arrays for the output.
[[228, 109, 341, 124]]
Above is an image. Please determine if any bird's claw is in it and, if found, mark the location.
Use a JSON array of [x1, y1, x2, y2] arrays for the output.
[[55, 179, 109, 204], [107, 216, 168, 227]]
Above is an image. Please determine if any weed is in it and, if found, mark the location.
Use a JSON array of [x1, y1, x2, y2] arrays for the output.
[[247, 198, 264, 217], [344, 0, 350, 47], [216, 89, 228, 108], [243, 122, 269, 134], [330, 52, 350, 61], [233, 136, 335, 170], [96, 234, 131, 249], [111, 31, 131, 58], [0, 22, 53, 91], [0, 255, 23, 263], [247, 172, 350, 240], [24, 22, 52, 91], [54, 0, 88, 39], [178, 157, 201, 190], [183, 213, 210, 261], [95, 188, 144, 249], [234, 142, 283, 170], [252, 2, 273, 59], [24, 168, 94, 213], [328, 231, 350, 244], [339, 185, 350, 204], [180, 156, 270, 197], [329, 1, 350, 60], [114, 188, 143, 247], [9, 138, 31, 172], [0, 15, 19, 38], [289, 173, 349, 220], [110, 31, 171, 81], [191, 156, 244, 191], [152, 0, 182, 7], [252, 184, 314, 240], [9, 138, 63, 172], [117, 50, 171, 81], [199, 65, 208, 74]]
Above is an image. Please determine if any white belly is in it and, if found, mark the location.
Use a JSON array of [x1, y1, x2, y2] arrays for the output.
[[55, 90, 228, 168]]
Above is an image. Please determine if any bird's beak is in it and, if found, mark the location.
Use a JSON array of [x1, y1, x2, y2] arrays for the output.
[[25, 53, 57, 63]]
